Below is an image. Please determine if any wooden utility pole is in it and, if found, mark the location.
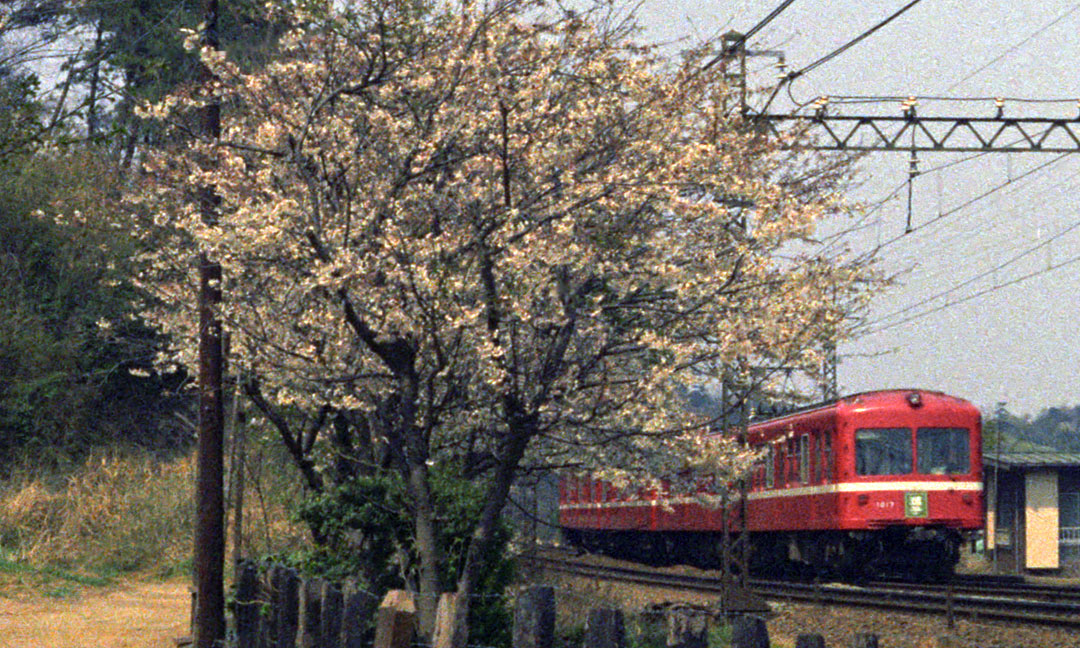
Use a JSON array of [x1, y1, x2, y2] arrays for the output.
[[193, 0, 225, 645]]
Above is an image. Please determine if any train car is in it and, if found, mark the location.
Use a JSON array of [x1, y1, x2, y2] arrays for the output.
[[559, 389, 984, 579]]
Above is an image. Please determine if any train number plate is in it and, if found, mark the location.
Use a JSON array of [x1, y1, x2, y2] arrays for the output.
[[904, 491, 928, 518]]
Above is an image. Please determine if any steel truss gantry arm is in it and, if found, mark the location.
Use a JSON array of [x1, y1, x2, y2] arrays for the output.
[[752, 112, 1080, 153]]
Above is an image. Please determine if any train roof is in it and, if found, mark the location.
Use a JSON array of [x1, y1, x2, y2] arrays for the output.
[[746, 388, 977, 431]]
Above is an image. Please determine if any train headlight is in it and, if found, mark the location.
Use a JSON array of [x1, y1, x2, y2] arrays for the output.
[[906, 391, 922, 408]]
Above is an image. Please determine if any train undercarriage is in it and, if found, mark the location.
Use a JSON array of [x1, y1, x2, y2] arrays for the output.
[[563, 526, 963, 581]]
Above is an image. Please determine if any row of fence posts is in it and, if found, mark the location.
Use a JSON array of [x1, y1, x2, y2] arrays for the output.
[[232, 562, 377, 648], [231, 561, 890, 648]]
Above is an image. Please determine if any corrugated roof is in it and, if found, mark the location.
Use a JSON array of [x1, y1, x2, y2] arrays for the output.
[[984, 451, 1080, 469]]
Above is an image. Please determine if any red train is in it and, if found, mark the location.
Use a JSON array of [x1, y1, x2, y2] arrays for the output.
[[559, 389, 984, 579]]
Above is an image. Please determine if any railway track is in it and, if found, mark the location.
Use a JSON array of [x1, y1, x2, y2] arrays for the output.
[[866, 576, 1080, 606], [521, 550, 1080, 628]]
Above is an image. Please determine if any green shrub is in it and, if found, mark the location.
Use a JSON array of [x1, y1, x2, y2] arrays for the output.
[[290, 464, 515, 646], [556, 623, 585, 648]]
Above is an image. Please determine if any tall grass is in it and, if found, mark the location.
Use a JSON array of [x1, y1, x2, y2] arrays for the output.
[[0, 446, 311, 581]]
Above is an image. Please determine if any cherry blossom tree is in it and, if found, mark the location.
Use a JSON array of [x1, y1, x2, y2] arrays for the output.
[[128, 0, 876, 640]]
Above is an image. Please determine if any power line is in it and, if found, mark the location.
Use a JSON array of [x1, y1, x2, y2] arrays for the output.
[[818, 95, 1080, 107], [865, 250, 1080, 335], [821, 146, 1018, 254], [699, 0, 799, 73], [861, 162, 1080, 334], [788, 0, 927, 80], [898, 162, 1080, 275], [885, 161, 1080, 288], [902, 159, 1072, 251], [870, 218, 1080, 329], [947, 2, 1080, 93], [874, 153, 1069, 251]]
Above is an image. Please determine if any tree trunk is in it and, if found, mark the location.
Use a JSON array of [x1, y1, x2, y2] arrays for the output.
[[449, 419, 534, 646], [86, 21, 104, 140], [408, 460, 441, 640]]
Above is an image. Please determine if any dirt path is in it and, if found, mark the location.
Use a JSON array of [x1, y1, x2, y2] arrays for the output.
[[0, 580, 189, 648]]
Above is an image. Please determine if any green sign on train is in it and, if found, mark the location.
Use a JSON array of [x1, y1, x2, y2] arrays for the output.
[[905, 491, 928, 518]]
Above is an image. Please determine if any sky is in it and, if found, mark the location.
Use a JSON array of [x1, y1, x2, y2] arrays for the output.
[[626, 0, 1080, 416]]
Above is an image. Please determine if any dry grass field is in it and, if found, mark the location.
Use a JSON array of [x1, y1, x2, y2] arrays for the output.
[[0, 448, 309, 647], [0, 579, 189, 648]]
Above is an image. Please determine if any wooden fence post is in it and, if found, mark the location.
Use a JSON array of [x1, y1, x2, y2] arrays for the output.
[[257, 602, 270, 648], [730, 615, 769, 648], [796, 634, 827, 648], [373, 590, 416, 648], [584, 608, 625, 648], [321, 580, 343, 648], [342, 578, 377, 648], [512, 586, 555, 648], [265, 566, 283, 648], [233, 562, 260, 648], [299, 577, 324, 648], [665, 607, 708, 648], [432, 592, 468, 648], [276, 569, 300, 648], [852, 633, 879, 648]]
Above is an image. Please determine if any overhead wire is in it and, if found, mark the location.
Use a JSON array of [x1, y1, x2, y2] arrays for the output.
[[907, 157, 1080, 280], [790, 0, 927, 80], [681, 0, 1078, 352], [774, 4, 1080, 364], [824, 152, 1076, 343], [699, 0, 800, 74], [771, 6, 1080, 113], [820, 143, 1033, 255], [870, 213, 1080, 329], [947, 2, 1080, 93], [864, 251, 1080, 335], [873, 153, 1070, 251], [910, 159, 1067, 245], [854, 151, 1080, 337], [759, 0, 927, 113], [820, 95, 1079, 106], [888, 161, 1080, 288]]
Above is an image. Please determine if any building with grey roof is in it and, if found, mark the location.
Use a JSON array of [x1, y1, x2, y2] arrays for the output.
[[983, 451, 1080, 573]]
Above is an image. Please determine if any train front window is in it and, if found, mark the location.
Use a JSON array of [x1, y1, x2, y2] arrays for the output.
[[855, 428, 912, 475], [917, 427, 970, 474]]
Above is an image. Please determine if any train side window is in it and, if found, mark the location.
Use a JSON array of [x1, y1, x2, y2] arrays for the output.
[[799, 434, 810, 484], [765, 445, 775, 488], [788, 438, 797, 485], [781, 440, 790, 486], [823, 433, 833, 481], [782, 440, 789, 484], [817, 433, 827, 482], [813, 433, 822, 482]]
